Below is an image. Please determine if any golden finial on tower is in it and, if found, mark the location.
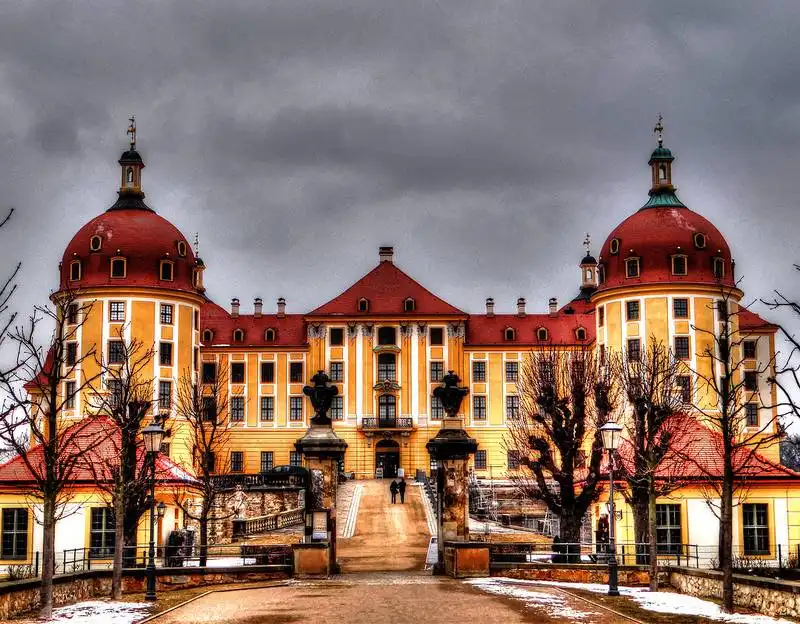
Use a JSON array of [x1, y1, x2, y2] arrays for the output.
[[194, 232, 200, 256], [654, 114, 664, 147], [127, 115, 136, 149], [583, 233, 592, 257]]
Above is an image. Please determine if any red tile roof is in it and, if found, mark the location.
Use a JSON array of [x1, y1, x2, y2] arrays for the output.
[[739, 308, 779, 333], [466, 302, 595, 346], [200, 301, 307, 347], [309, 261, 465, 317], [0, 416, 197, 486]]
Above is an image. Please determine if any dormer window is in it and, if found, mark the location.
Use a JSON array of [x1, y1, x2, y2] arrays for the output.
[[177, 241, 187, 257], [598, 264, 605, 284], [671, 254, 688, 276], [504, 327, 516, 341], [160, 260, 174, 282], [110, 257, 127, 279], [202, 329, 213, 342], [90, 235, 102, 252], [609, 238, 620, 255], [404, 297, 416, 312], [575, 327, 586, 341], [537, 327, 549, 341], [713, 257, 725, 279], [69, 260, 82, 281], [358, 298, 369, 312], [233, 329, 244, 342], [265, 328, 276, 342], [625, 257, 640, 278], [694, 233, 707, 249]]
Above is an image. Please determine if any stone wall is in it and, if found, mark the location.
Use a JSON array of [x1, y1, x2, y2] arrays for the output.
[[493, 564, 652, 586], [669, 567, 800, 620]]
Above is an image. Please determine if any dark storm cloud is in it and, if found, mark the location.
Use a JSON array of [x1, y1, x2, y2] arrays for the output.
[[1, 0, 800, 341]]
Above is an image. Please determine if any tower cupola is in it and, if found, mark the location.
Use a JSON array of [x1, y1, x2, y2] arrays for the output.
[[580, 233, 598, 290], [109, 116, 151, 211], [642, 115, 685, 209]]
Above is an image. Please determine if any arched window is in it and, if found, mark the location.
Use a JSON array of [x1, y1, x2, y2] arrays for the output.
[[90, 235, 102, 252], [358, 298, 369, 312], [404, 297, 416, 312], [575, 327, 586, 341], [160, 260, 174, 281], [202, 329, 213, 342], [671, 254, 688, 276], [537, 327, 549, 341], [233, 329, 244, 342], [377, 326, 396, 346], [177, 241, 187, 257], [659, 164, 667, 181], [126, 167, 134, 185], [504, 327, 516, 341], [69, 260, 82, 281], [110, 257, 127, 279], [265, 328, 276, 341], [609, 238, 620, 255], [377, 353, 396, 381], [713, 257, 725, 279], [693, 232, 707, 249], [378, 394, 397, 420]]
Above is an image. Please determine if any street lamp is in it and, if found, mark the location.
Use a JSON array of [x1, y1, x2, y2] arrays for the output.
[[599, 420, 623, 597], [142, 420, 165, 602]]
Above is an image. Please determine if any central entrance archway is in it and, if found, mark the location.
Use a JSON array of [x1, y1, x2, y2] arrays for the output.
[[375, 439, 400, 478]]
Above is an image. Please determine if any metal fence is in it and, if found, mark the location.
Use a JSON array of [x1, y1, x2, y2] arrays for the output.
[[489, 542, 704, 568]]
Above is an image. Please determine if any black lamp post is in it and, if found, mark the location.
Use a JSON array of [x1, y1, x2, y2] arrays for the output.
[[600, 420, 623, 597], [142, 420, 165, 602]]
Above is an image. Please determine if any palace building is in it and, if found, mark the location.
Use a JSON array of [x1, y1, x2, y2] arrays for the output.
[[0, 119, 798, 568]]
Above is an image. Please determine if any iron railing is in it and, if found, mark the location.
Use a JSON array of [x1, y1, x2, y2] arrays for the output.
[[211, 471, 308, 491], [360, 417, 414, 430], [488, 542, 703, 567], [231, 508, 304, 540]]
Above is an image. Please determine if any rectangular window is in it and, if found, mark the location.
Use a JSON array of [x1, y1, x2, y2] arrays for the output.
[[743, 503, 770, 555], [108, 340, 125, 364], [505, 361, 519, 382], [506, 395, 519, 420], [65, 342, 78, 367], [230, 396, 245, 422], [672, 255, 687, 275], [158, 380, 171, 410], [472, 361, 486, 383], [655, 504, 682, 554], [67, 304, 79, 325], [507, 450, 521, 470], [1, 508, 28, 560], [673, 298, 689, 319], [202, 396, 217, 422], [260, 451, 274, 473], [329, 361, 344, 382], [65, 380, 76, 409], [744, 371, 758, 392], [109, 301, 125, 322], [627, 338, 641, 361], [160, 304, 173, 325], [675, 375, 691, 404], [329, 328, 344, 346], [230, 451, 244, 473], [430, 395, 444, 420], [598, 305, 605, 327], [745, 403, 759, 427], [231, 362, 245, 384], [260, 396, 274, 422], [474, 450, 487, 470], [159, 342, 173, 366], [473, 395, 487, 420], [89, 508, 115, 558], [107, 379, 122, 409], [201, 362, 217, 383], [429, 327, 444, 345], [289, 451, 302, 467], [289, 396, 304, 421], [377, 354, 396, 381], [289, 362, 304, 383], [430, 361, 444, 382], [331, 396, 344, 420], [626, 257, 640, 278], [744, 341, 757, 360], [674, 336, 690, 360], [626, 300, 640, 321], [260, 362, 275, 383]]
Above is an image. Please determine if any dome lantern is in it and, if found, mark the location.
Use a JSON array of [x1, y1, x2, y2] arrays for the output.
[[580, 233, 598, 291], [644, 115, 684, 209], [109, 116, 151, 212]]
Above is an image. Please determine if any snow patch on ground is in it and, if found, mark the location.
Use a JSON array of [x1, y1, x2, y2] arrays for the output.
[[471, 578, 796, 624], [469, 578, 596, 619], [43, 600, 151, 624]]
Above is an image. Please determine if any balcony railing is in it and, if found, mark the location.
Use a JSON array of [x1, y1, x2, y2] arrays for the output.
[[211, 471, 308, 491], [360, 416, 414, 430], [231, 508, 305, 541]]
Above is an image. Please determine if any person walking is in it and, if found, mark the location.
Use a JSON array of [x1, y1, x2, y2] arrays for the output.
[[389, 479, 398, 504], [398, 477, 407, 504]]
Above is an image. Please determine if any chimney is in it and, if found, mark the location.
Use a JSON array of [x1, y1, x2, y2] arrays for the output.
[[379, 246, 394, 263], [549, 297, 558, 316], [254, 297, 263, 318], [486, 297, 495, 317], [277, 297, 286, 318], [231, 297, 240, 318], [516, 297, 526, 317]]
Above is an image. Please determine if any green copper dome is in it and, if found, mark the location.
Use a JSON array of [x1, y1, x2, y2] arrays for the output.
[[649, 146, 674, 162], [640, 189, 685, 210]]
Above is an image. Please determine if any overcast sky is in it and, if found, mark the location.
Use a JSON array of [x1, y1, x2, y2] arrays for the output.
[[1, 1, 800, 339]]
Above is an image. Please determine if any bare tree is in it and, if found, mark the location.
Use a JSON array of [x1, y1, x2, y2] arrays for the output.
[[506, 347, 618, 550], [614, 337, 695, 591], [688, 287, 794, 612], [0, 208, 20, 349], [0, 293, 100, 617], [173, 365, 231, 566]]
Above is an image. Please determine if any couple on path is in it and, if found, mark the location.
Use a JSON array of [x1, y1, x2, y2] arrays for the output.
[[389, 477, 406, 504]]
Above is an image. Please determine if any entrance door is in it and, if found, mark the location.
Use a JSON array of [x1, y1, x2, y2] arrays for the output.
[[375, 439, 400, 478]]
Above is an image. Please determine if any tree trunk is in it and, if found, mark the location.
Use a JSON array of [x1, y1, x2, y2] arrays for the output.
[[720, 478, 734, 612], [39, 497, 56, 619], [648, 491, 658, 592], [559, 511, 583, 563], [199, 516, 209, 567], [631, 486, 650, 565], [123, 521, 140, 568], [111, 494, 124, 599]]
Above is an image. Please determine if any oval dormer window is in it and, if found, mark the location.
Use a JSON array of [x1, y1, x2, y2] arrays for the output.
[[609, 238, 620, 255], [693, 233, 707, 249], [265, 328, 276, 342], [177, 241, 187, 257], [90, 235, 102, 252]]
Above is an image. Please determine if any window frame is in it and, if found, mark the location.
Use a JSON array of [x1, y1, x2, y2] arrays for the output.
[[675, 375, 691, 404], [66, 342, 78, 367], [202, 329, 214, 343], [110, 257, 127, 279], [609, 238, 620, 255], [159, 341, 173, 367], [289, 396, 304, 422], [230, 362, 245, 384], [264, 328, 276, 342], [357, 298, 369, 312], [329, 328, 344, 346], [377, 353, 396, 381], [201, 362, 217, 384], [743, 340, 757, 360], [430, 361, 444, 382], [713, 257, 726, 279], [745, 402, 759, 427], [1, 508, 29, 560], [504, 327, 516, 341], [404, 297, 416, 312], [260, 362, 275, 383], [289, 451, 303, 467], [626, 300, 640, 321], [429, 327, 444, 346], [159, 260, 174, 282], [70, 259, 82, 281], [693, 232, 707, 249], [674, 336, 690, 360], [230, 451, 244, 473], [505, 395, 520, 420], [89, 507, 115, 559], [473, 395, 487, 420], [655, 503, 683, 555], [260, 396, 274, 422], [109, 301, 126, 322], [472, 360, 486, 383], [289, 362, 304, 384], [507, 450, 521, 470], [160, 304, 174, 325], [89, 235, 102, 252], [673, 298, 689, 319], [331, 395, 344, 420], [505, 361, 519, 382], [430, 395, 444, 420], [474, 449, 487, 470], [627, 338, 641, 361], [158, 380, 172, 410], [536, 328, 548, 341], [329, 361, 344, 382], [230, 396, 245, 422], [377, 326, 397, 346], [108, 340, 125, 365], [64, 380, 77, 409], [625, 257, 640, 279], [598, 305, 605, 327], [744, 371, 758, 392], [260, 451, 274, 473], [671, 254, 688, 276], [233, 328, 244, 342], [742, 503, 770, 556]]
